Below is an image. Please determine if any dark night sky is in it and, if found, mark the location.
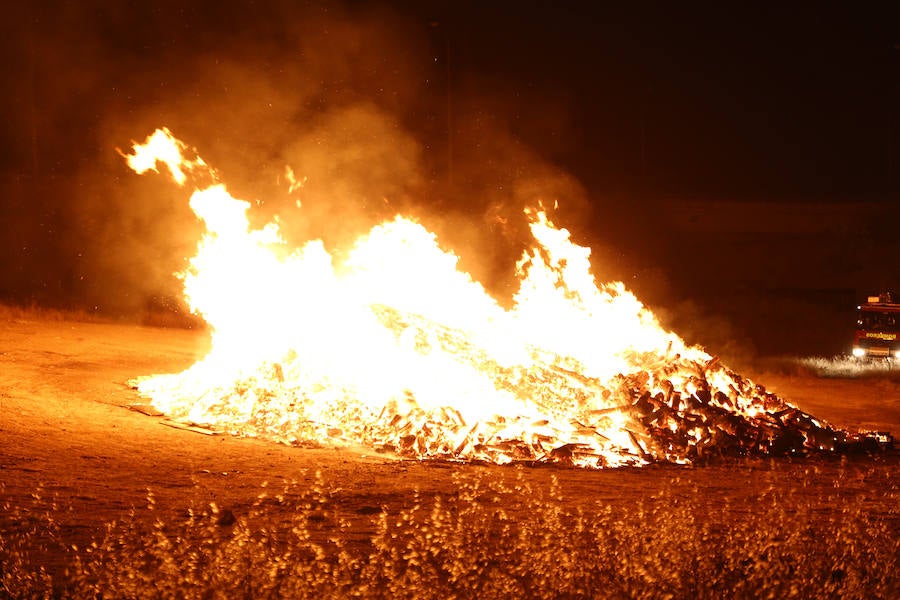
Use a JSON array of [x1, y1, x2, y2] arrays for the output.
[[0, 1, 897, 359]]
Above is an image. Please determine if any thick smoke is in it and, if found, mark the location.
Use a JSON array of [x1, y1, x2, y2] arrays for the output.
[[2, 2, 894, 358], [0, 1, 612, 322]]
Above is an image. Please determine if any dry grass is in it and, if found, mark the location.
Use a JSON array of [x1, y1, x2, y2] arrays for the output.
[[2, 467, 898, 599], [0, 300, 203, 329], [0, 302, 107, 324], [793, 356, 900, 380], [743, 354, 898, 381]]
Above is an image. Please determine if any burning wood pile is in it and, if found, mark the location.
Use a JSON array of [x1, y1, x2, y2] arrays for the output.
[[124, 128, 892, 470], [132, 303, 891, 469]]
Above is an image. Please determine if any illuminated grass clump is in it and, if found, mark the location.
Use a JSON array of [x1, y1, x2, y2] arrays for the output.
[[2, 469, 898, 599]]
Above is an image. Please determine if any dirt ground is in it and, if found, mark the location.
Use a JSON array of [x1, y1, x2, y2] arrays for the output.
[[1, 312, 898, 579]]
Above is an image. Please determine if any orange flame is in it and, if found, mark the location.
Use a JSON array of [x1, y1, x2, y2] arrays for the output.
[[124, 128, 834, 468]]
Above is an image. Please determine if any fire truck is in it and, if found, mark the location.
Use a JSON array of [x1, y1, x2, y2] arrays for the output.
[[852, 292, 900, 360]]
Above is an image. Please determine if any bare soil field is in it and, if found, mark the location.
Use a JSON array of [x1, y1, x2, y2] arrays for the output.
[[1, 311, 898, 598]]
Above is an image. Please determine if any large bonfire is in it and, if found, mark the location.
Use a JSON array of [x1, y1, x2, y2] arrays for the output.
[[124, 128, 869, 469]]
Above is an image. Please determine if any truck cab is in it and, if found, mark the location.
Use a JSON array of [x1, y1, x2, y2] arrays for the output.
[[852, 293, 900, 360]]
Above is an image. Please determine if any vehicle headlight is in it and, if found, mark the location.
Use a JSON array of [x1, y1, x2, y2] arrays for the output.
[[852, 347, 866, 358]]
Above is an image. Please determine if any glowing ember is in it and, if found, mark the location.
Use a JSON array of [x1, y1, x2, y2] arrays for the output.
[[124, 128, 873, 468]]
